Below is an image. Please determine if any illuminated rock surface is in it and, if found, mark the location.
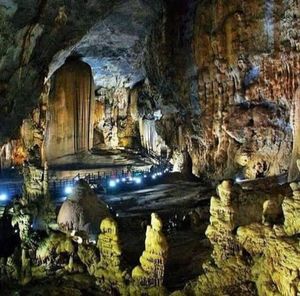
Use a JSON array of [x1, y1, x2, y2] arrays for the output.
[[132, 213, 168, 288], [0, 0, 300, 295], [95, 217, 129, 294], [45, 60, 95, 164]]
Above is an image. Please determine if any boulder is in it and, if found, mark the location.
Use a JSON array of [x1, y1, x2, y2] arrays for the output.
[[57, 179, 110, 235]]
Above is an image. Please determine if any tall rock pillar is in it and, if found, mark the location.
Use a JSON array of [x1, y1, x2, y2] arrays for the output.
[[45, 59, 94, 163]]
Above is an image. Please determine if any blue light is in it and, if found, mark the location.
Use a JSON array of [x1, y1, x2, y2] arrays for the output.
[[0, 193, 8, 201], [128, 177, 133, 181], [116, 178, 120, 183], [64, 186, 73, 195], [109, 180, 117, 188], [143, 175, 147, 178], [134, 177, 142, 184], [122, 178, 126, 182], [152, 174, 157, 180]]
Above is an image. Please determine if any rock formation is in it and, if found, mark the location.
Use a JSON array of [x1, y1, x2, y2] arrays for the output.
[[1, 0, 300, 294], [142, 0, 299, 180], [95, 217, 129, 295], [131, 213, 168, 295], [282, 181, 300, 236], [23, 152, 48, 201], [205, 180, 238, 265], [57, 179, 110, 235], [289, 87, 300, 181], [178, 165, 300, 295], [45, 59, 95, 164]]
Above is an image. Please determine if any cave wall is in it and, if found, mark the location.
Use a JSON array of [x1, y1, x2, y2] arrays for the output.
[[144, 0, 299, 180]]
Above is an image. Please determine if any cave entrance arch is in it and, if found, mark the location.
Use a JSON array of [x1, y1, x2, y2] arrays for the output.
[[45, 59, 94, 164]]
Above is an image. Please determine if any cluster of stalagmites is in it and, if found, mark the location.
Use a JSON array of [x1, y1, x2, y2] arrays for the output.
[[172, 164, 300, 296], [0, 149, 56, 286], [0, 211, 169, 295], [79, 213, 169, 296]]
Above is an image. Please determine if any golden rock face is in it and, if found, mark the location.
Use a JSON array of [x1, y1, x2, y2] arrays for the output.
[[44, 60, 94, 163]]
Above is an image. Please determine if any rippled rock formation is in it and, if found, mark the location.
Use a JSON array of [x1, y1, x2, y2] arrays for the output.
[[45, 59, 95, 163]]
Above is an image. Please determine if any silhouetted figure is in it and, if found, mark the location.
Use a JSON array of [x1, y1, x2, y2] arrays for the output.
[[0, 207, 20, 258]]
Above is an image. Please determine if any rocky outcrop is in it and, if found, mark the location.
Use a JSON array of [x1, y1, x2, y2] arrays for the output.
[[57, 179, 110, 235]]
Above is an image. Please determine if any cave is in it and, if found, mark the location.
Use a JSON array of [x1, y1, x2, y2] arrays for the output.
[[0, 0, 300, 295]]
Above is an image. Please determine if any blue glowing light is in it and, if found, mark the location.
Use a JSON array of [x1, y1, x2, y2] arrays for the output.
[[152, 174, 157, 180], [0, 193, 8, 201], [116, 179, 120, 183], [109, 180, 117, 188], [64, 186, 73, 195], [134, 177, 142, 184], [122, 178, 126, 182]]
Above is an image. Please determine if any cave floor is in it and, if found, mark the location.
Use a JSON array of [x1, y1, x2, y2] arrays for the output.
[[103, 180, 212, 217], [48, 149, 154, 179]]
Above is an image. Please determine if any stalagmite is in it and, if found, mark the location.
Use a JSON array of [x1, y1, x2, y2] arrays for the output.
[[95, 217, 128, 295], [205, 180, 238, 265], [131, 213, 168, 294]]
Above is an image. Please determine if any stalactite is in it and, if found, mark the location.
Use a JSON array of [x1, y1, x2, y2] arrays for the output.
[[44, 60, 94, 163], [289, 87, 300, 181], [139, 118, 166, 156]]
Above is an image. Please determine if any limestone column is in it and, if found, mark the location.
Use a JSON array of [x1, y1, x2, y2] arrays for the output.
[[45, 60, 94, 163]]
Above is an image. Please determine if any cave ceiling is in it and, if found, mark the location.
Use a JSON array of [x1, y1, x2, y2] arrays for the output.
[[48, 0, 162, 89]]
